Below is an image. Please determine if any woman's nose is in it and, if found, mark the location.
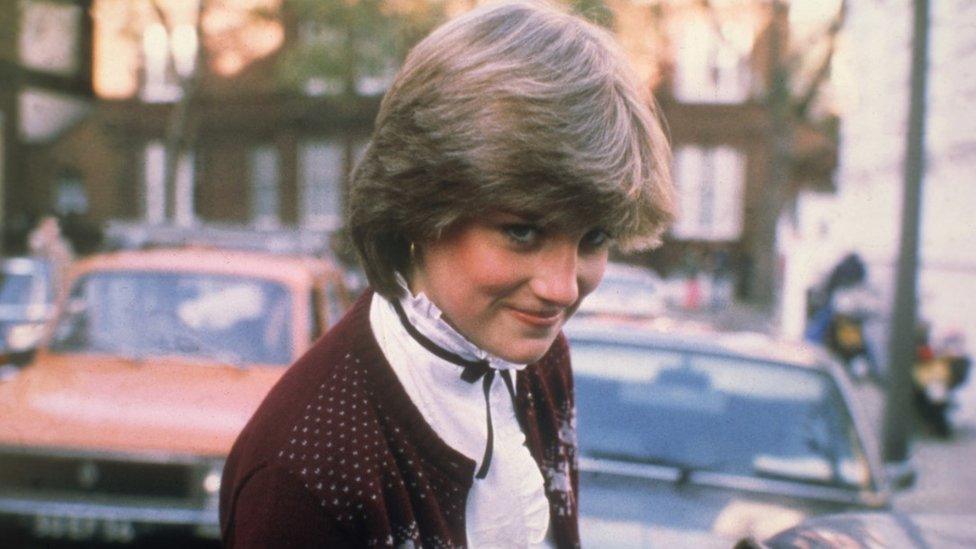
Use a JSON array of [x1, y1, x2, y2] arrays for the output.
[[529, 244, 580, 307]]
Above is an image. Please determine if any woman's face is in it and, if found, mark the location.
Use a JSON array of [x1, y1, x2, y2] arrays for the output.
[[410, 212, 610, 364]]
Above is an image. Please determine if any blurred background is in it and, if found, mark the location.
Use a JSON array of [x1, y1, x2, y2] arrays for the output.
[[0, 0, 973, 546]]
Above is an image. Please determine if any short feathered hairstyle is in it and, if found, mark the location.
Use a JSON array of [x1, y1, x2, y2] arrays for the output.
[[347, 0, 676, 299]]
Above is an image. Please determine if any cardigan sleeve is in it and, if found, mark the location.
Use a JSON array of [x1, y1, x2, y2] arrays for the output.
[[222, 464, 355, 548]]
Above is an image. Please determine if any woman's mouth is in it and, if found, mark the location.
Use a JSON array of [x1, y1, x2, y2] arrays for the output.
[[507, 307, 563, 328]]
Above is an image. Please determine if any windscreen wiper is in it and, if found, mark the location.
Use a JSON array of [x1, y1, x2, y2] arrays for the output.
[[584, 449, 707, 484]]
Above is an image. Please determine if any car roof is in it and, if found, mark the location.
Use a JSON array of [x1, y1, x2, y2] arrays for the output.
[[565, 317, 827, 370], [69, 247, 338, 288]]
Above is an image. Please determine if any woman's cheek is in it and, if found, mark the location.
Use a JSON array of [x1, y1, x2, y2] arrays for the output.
[[470, 247, 527, 289], [578, 252, 609, 299]]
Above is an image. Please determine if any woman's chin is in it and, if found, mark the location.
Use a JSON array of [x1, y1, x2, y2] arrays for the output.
[[489, 339, 556, 365]]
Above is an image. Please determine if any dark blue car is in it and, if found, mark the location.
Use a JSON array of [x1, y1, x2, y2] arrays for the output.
[[566, 319, 897, 546]]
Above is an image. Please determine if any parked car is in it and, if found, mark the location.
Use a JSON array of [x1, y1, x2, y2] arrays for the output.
[[0, 257, 56, 356], [0, 246, 351, 544], [576, 262, 666, 319], [566, 319, 900, 547]]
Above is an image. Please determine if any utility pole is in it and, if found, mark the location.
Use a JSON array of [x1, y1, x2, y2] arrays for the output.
[[882, 0, 930, 466], [760, 0, 792, 312]]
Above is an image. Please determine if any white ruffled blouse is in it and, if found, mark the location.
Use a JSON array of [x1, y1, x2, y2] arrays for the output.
[[369, 286, 553, 548]]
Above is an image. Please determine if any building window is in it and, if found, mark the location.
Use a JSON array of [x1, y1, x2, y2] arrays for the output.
[[143, 141, 195, 226], [250, 145, 280, 228], [19, 0, 83, 76], [144, 141, 166, 223], [141, 22, 197, 103], [296, 22, 395, 97], [671, 146, 745, 241], [174, 150, 195, 227], [299, 140, 343, 230], [672, 17, 753, 104]]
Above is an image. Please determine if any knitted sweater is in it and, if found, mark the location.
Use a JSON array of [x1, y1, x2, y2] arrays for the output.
[[219, 291, 580, 548]]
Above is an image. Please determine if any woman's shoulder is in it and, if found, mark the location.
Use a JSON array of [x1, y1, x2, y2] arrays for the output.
[[259, 294, 378, 413], [225, 291, 388, 475], [221, 294, 396, 538]]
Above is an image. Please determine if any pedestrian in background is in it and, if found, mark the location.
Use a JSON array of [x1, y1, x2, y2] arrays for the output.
[[220, 1, 675, 547], [27, 215, 74, 293]]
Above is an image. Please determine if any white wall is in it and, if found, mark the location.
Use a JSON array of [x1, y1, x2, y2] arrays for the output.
[[788, 0, 976, 424]]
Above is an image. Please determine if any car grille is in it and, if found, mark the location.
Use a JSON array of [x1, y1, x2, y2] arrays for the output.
[[0, 453, 197, 499]]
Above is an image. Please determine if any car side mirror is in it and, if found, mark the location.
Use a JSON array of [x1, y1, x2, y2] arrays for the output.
[[884, 459, 916, 490]]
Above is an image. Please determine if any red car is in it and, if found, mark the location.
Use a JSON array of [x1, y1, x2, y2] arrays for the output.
[[0, 247, 351, 544]]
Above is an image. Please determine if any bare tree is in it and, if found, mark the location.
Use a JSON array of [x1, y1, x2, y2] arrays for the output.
[[749, 0, 847, 309]]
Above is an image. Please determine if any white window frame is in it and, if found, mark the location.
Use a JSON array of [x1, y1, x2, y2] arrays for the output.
[[672, 145, 746, 241], [144, 141, 166, 224], [141, 22, 182, 103], [174, 150, 195, 227], [298, 140, 344, 231], [144, 140, 195, 225], [672, 17, 753, 104], [250, 145, 281, 229]]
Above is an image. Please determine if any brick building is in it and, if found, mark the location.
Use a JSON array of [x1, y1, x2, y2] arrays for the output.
[[11, 0, 838, 300], [1, 0, 94, 253]]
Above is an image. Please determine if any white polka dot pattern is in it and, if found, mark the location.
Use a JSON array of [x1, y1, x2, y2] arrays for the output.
[[222, 293, 580, 548], [277, 353, 468, 547]]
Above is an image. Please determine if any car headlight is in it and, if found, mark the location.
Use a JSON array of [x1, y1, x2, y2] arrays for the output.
[[201, 461, 224, 508], [6, 322, 45, 351], [204, 469, 222, 495]]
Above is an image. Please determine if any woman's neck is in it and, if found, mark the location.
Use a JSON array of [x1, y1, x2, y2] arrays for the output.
[[393, 274, 525, 371]]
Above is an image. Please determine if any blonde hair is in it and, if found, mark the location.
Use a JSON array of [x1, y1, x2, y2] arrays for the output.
[[348, 0, 675, 298]]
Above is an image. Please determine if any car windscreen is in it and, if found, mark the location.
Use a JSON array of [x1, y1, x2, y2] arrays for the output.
[[571, 340, 872, 490], [578, 277, 662, 316], [49, 271, 293, 365]]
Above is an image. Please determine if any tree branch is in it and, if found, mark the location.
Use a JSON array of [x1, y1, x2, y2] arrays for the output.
[[793, 0, 847, 120]]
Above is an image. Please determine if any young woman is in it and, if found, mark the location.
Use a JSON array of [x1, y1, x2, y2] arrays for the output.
[[220, 2, 675, 547]]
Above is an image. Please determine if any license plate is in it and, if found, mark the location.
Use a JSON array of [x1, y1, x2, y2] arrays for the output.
[[32, 514, 135, 542]]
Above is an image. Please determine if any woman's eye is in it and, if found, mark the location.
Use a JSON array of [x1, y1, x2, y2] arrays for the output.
[[581, 228, 611, 249], [503, 224, 540, 245]]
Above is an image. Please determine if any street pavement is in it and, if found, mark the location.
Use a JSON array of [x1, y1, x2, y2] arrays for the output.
[[849, 382, 976, 515], [895, 424, 976, 515], [849, 380, 976, 547]]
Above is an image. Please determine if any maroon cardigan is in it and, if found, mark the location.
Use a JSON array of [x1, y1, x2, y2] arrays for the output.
[[220, 291, 580, 548]]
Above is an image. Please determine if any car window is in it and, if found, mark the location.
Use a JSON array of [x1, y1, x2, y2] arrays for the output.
[[571, 341, 872, 490], [49, 271, 293, 365], [0, 273, 34, 307]]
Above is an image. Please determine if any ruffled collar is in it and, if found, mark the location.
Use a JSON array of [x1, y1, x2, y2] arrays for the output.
[[395, 274, 526, 372]]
